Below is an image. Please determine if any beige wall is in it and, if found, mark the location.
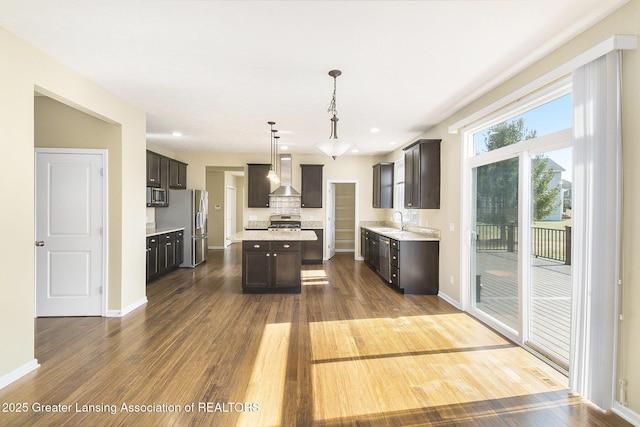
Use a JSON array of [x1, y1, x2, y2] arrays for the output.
[[34, 96, 124, 310], [0, 27, 146, 380], [177, 152, 387, 255], [206, 171, 225, 247], [383, 0, 640, 414]]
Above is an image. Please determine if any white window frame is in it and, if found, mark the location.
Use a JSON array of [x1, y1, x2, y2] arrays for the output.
[[459, 78, 572, 348]]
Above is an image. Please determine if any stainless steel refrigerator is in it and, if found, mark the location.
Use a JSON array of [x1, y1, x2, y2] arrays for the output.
[[156, 189, 208, 267]]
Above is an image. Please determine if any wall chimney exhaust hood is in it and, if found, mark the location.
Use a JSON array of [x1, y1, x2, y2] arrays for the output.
[[270, 154, 300, 196]]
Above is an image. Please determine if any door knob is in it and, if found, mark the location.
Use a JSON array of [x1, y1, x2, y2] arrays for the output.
[[35, 241, 45, 246]]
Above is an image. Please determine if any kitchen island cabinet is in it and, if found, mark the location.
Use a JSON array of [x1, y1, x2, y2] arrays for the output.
[[228, 230, 317, 293]]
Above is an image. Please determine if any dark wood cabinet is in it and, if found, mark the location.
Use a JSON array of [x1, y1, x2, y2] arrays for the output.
[[247, 164, 271, 208], [301, 164, 323, 208], [362, 227, 439, 295], [147, 150, 188, 206], [373, 162, 394, 208], [146, 236, 159, 281], [368, 232, 380, 270], [403, 139, 441, 209], [146, 230, 184, 283], [302, 229, 323, 264], [242, 241, 301, 293], [169, 159, 188, 189], [146, 151, 161, 188], [361, 228, 370, 262]]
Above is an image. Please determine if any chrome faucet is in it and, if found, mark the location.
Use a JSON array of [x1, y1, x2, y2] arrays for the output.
[[393, 211, 406, 231]]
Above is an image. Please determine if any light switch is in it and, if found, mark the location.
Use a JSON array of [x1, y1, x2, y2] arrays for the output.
[[449, 223, 455, 232]]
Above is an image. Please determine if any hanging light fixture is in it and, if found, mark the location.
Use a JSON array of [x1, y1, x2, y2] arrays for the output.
[[266, 121, 280, 183], [272, 133, 281, 184], [314, 69, 354, 159]]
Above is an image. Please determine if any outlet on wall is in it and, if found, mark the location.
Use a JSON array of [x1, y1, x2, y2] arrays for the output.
[[450, 275, 454, 285], [449, 223, 455, 232]]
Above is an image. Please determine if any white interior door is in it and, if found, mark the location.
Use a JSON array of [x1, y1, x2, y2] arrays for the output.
[[35, 150, 104, 316], [225, 186, 236, 248], [326, 183, 336, 259]]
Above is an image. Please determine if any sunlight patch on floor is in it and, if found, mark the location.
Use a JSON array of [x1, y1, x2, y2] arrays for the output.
[[302, 269, 329, 286], [237, 322, 291, 427], [308, 314, 568, 422]]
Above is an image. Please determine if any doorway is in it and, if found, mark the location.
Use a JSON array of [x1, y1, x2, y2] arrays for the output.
[[35, 149, 106, 316], [225, 186, 237, 248], [326, 180, 359, 260]]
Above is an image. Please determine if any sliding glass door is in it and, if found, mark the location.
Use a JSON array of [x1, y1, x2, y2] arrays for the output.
[[466, 88, 573, 370]]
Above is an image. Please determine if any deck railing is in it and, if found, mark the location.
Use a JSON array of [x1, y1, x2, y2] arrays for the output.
[[475, 224, 571, 265]]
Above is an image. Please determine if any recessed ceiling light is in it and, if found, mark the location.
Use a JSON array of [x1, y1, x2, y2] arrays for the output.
[[389, 141, 397, 145], [351, 148, 359, 153], [171, 131, 182, 137], [370, 128, 380, 133]]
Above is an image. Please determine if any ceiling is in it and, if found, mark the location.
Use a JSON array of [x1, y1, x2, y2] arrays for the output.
[[0, 0, 629, 156]]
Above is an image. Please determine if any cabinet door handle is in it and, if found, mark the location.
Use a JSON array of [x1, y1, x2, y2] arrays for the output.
[[283, 244, 290, 248], [254, 244, 261, 248], [266, 253, 270, 257], [167, 243, 172, 246], [273, 253, 277, 257]]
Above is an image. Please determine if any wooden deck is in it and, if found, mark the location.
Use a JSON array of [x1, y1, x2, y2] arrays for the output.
[[475, 251, 571, 365]]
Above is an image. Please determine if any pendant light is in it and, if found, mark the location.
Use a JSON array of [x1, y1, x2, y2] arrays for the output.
[[314, 69, 354, 159], [266, 121, 280, 183]]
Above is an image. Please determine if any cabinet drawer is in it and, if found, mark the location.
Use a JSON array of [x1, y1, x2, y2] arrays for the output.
[[162, 232, 175, 241], [175, 230, 184, 238], [147, 236, 158, 245], [243, 241, 269, 251], [391, 248, 400, 268], [390, 239, 400, 250], [271, 241, 301, 251], [391, 266, 400, 286]]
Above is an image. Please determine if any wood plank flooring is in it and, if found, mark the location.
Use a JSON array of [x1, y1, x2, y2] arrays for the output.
[[0, 245, 630, 426]]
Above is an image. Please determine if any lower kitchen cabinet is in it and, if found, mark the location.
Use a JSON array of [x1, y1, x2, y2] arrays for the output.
[[146, 236, 159, 281], [242, 241, 301, 293], [302, 229, 323, 264], [146, 229, 184, 283], [389, 238, 439, 295], [361, 227, 439, 295]]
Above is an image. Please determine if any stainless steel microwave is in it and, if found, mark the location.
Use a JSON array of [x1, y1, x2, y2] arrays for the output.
[[146, 187, 167, 207]]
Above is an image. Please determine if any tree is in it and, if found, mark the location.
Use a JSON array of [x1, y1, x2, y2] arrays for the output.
[[476, 118, 561, 224]]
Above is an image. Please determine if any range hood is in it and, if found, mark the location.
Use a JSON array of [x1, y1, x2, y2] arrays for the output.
[[270, 154, 300, 196]]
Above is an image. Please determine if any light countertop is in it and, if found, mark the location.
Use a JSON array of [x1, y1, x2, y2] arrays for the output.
[[227, 230, 318, 242], [362, 225, 440, 241], [146, 227, 185, 237]]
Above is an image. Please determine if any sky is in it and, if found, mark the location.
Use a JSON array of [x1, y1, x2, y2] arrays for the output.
[[473, 93, 573, 182]]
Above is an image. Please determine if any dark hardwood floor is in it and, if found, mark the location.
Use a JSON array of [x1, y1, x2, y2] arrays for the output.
[[0, 245, 631, 426]]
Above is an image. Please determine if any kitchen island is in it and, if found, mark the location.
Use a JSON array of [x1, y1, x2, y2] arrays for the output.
[[227, 230, 317, 293]]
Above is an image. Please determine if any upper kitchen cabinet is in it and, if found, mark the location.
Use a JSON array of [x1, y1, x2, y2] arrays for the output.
[[146, 151, 161, 187], [373, 162, 394, 208], [403, 139, 441, 209], [169, 159, 188, 189], [247, 163, 271, 208], [301, 164, 323, 208]]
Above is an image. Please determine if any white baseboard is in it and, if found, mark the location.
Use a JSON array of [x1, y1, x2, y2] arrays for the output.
[[613, 402, 640, 426], [438, 291, 462, 309], [0, 359, 39, 390], [106, 297, 147, 318]]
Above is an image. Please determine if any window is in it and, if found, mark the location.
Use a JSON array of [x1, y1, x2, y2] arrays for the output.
[[465, 77, 573, 369], [393, 158, 418, 225]]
